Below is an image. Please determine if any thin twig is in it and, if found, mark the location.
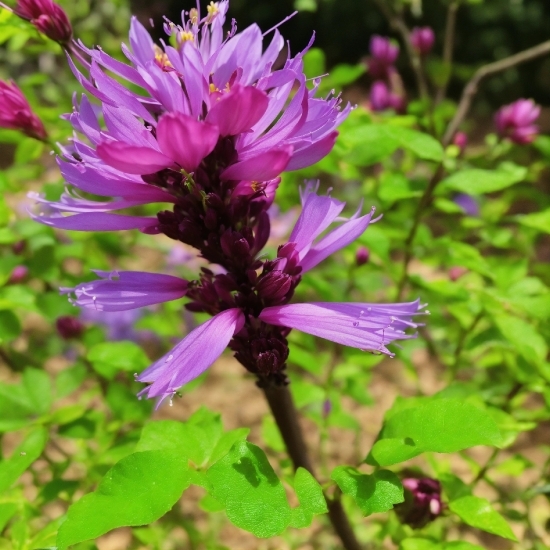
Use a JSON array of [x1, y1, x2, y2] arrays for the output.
[[261, 381, 362, 550], [371, 0, 429, 100], [435, 1, 460, 105], [443, 39, 550, 145]]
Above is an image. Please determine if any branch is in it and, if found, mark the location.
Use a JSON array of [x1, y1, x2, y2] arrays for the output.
[[435, 1, 460, 104], [443, 39, 550, 146], [371, 0, 429, 100]]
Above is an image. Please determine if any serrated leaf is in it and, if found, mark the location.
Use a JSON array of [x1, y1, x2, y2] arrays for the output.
[[331, 466, 403, 516], [367, 399, 502, 466], [449, 495, 517, 541], [206, 441, 291, 537], [57, 450, 190, 548], [0, 427, 47, 493]]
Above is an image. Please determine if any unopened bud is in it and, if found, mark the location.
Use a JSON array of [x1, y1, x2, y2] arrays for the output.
[[410, 27, 435, 56], [8, 265, 28, 284], [452, 131, 468, 153], [355, 246, 369, 266], [397, 477, 443, 528], [14, 0, 72, 45], [56, 315, 85, 339], [495, 99, 540, 145], [449, 266, 468, 281]]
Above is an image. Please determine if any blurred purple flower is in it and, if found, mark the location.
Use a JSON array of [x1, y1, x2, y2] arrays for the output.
[[4, 0, 73, 45], [369, 81, 406, 113], [8, 265, 28, 284], [355, 246, 369, 266], [56, 315, 85, 339], [367, 35, 399, 79], [0, 80, 47, 140], [452, 131, 468, 153], [410, 27, 435, 56], [80, 308, 145, 342], [495, 99, 540, 145], [453, 193, 479, 217], [398, 477, 443, 528]]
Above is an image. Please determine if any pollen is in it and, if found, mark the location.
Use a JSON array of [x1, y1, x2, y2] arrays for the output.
[[206, 2, 219, 22], [180, 30, 194, 42], [189, 8, 198, 25], [153, 45, 172, 69]]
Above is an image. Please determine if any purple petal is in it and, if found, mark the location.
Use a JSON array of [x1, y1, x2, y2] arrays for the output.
[[206, 84, 269, 136], [300, 207, 376, 273], [259, 301, 422, 355], [221, 147, 292, 181], [137, 308, 245, 403], [32, 212, 159, 232], [286, 131, 338, 171], [63, 270, 188, 311], [156, 112, 219, 173], [96, 141, 173, 174]]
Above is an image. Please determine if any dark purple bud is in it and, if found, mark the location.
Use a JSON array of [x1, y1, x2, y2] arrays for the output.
[[452, 131, 468, 153], [11, 240, 26, 255], [8, 265, 28, 284], [370, 35, 399, 65], [14, 0, 72, 45], [355, 246, 369, 266], [449, 266, 468, 281], [410, 27, 435, 56], [495, 99, 540, 145], [256, 270, 292, 302], [322, 399, 332, 418], [369, 81, 405, 113], [453, 193, 479, 217], [56, 315, 85, 339], [0, 80, 47, 141], [397, 477, 443, 528]]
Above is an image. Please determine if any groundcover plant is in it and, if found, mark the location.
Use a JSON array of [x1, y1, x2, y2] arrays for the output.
[[0, 0, 549, 548]]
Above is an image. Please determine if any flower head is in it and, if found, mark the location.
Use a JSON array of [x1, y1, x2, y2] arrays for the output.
[[452, 131, 468, 153], [10, 0, 72, 45], [0, 80, 47, 140], [367, 35, 399, 79], [495, 99, 540, 145], [410, 27, 435, 56], [369, 80, 405, 113], [397, 477, 443, 528]]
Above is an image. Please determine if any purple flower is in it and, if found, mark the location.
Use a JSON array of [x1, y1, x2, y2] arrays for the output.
[[397, 477, 443, 528], [452, 131, 468, 153], [0, 80, 47, 140], [453, 193, 479, 217], [8, 265, 29, 284], [410, 27, 435, 56], [56, 315, 85, 339], [369, 81, 405, 113], [31, 3, 349, 232], [80, 308, 146, 342], [7, 0, 72, 45], [495, 99, 540, 145], [355, 246, 369, 266]]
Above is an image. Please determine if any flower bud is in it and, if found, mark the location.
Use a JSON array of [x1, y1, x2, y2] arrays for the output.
[[8, 265, 28, 284], [322, 398, 332, 418], [449, 266, 468, 281], [369, 81, 406, 113], [370, 35, 399, 65], [14, 0, 72, 45], [0, 80, 47, 141], [452, 131, 468, 153], [495, 99, 540, 145], [355, 246, 369, 266], [56, 315, 85, 339], [397, 477, 443, 528], [410, 27, 435, 56], [453, 193, 479, 217]]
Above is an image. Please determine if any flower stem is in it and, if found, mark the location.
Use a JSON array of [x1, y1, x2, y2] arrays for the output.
[[260, 381, 362, 550]]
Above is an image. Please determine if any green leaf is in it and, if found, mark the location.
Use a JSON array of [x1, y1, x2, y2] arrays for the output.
[[22, 368, 52, 415], [439, 167, 526, 195], [57, 450, 190, 548], [206, 441, 291, 537], [0, 310, 21, 343], [378, 172, 422, 204], [516, 208, 550, 234], [87, 341, 149, 379], [449, 495, 517, 541], [367, 399, 502, 466], [342, 125, 399, 166], [0, 427, 47, 492], [384, 126, 444, 162], [0, 503, 18, 532], [290, 467, 328, 527], [330, 466, 403, 516]]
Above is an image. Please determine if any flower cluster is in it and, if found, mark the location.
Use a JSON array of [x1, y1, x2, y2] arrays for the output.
[[397, 477, 444, 528], [495, 99, 540, 145], [366, 35, 406, 113], [410, 27, 435, 57], [30, 1, 423, 405]]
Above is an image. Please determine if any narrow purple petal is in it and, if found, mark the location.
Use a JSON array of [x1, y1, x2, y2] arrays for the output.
[[32, 212, 159, 232], [206, 84, 269, 136], [156, 112, 219, 173], [300, 207, 376, 273], [137, 308, 245, 402], [286, 131, 338, 171], [259, 301, 422, 355], [96, 141, 173, 174], [221, 147, 292, 181], [63, 270, 188, 311]]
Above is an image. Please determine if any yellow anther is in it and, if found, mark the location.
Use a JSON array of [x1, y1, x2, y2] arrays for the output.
[[180, 30, 194, 42], [189, 8, 198, 25], [206, 2, 219, 22], [153, 45, 172, 68], [209, 83, 219, 93]]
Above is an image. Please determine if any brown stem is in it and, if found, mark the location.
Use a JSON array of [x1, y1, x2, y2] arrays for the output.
[[396, 164, 445, 300], [371, 0, 429, 100], [443, 39, 550, 145], [435, 1, 459, 105], [261, 382, 362, 550]]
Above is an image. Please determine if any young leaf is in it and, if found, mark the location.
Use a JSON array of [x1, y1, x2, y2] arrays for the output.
[[56, 450, 191, 548], [330, 466, 403, 516], [86, 341, 149, 380], [206, 441, 291, 537], [449, 495, 518, 541], [438, 168, 525, 195], [290, 467, 328, 528]]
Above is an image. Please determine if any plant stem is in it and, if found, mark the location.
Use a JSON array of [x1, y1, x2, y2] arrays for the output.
[[261, 382, 362, 550], [443, 39, 550, 145], [435, 1, 460, 105]]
